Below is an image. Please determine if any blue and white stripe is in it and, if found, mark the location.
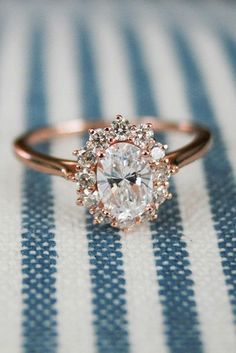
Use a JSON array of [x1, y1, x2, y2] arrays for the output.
[[46, 11, 95, 353], [170, 21, 236, 328], [133, 17, 235, 353], [0, 2, 236, 353], [88, 15, 167, 353], [122, 22, 203, 353], [0, 10, 26, 353], [21, 23, 58, 353], [77, 19, 130, 353]]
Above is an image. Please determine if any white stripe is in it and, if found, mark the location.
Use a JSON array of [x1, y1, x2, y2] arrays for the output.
[[0, 10, 28, 353], [175, 164, 236, 353], [46, 12, 95, 353], [186, 26, 236, 176], [90, 13, 168, 353], [46, 10, 80, 120], [88, 10, 135, 118], [136, 15, 236, 353], [134, 9, 188, 120], [121, 226, 168, 353]]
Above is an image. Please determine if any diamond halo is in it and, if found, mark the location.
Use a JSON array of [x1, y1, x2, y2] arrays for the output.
[[73, 115, 176, 231]]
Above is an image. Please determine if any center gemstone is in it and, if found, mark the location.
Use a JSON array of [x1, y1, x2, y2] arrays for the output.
[[96, 142, 153, 227]]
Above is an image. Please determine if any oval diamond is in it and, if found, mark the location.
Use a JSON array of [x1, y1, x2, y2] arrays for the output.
[[96, 142, 153, 228]]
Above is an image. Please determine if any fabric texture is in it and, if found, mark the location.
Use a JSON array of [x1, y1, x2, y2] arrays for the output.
[[0, 1, 236, 353]]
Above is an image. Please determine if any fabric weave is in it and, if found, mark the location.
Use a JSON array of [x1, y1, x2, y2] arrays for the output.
[[0, 2, 236, 353]]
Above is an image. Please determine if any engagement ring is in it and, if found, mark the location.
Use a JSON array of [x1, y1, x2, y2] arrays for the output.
[[14, 115, 211, 231]]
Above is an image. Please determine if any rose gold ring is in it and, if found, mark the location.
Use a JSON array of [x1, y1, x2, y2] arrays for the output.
[[14, 115, 212, 230]]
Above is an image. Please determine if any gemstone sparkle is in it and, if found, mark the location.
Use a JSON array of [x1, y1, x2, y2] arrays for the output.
[[74, 115, 174, 230], [96, 142, 153, 228]]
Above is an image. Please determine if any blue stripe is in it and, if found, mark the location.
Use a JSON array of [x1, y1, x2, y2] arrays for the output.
[[76, 21, 102, 119], [170, 27, 236, 323], [123, 26, 203, 353], [76, 22, 130, 353], [21, 26, 57, 353], [219, 29, 236, 82], [122, 29, 156, 117]]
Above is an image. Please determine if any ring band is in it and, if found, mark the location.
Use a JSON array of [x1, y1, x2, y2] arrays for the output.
[[14, 115, 212, 230]]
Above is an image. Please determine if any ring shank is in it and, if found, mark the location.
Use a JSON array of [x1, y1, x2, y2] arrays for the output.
[[13, 118, 212, 178]]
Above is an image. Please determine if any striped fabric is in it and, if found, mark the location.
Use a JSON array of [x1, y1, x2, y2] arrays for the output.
[[0, 1, 236, 353]]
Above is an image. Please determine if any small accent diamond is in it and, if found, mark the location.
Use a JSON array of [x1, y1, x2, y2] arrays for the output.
[[153, 185, 167, 204], [154, 161, 171, 182], [76, 169, 96, 189], [77, 148, 96, 168], [77, 189, 99, 207], [151, 145, 165, 160], [111, 116, 130, 141]]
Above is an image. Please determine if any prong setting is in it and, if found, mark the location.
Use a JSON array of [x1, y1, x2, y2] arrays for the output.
[[73, 115, 174, 231]]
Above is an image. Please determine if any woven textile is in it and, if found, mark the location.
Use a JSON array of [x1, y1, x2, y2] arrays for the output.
[[0, 1, 236, 353]]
